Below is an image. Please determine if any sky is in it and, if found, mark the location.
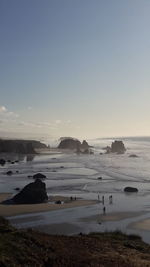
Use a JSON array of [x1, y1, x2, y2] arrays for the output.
[[0, 0, 150, 140]]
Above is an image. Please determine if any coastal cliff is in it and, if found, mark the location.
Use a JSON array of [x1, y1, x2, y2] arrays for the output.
[[0, 139, 47, 154]]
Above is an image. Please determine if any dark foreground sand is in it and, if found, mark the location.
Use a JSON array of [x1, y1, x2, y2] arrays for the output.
[[1, 216, 150, 267]]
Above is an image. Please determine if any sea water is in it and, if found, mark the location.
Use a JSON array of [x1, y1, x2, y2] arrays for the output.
[[1, 136, 150, 243]]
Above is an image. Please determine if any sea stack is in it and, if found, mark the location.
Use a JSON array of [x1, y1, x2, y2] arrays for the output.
[[12, 179, 48, 204], [111, 140, 126, 154]]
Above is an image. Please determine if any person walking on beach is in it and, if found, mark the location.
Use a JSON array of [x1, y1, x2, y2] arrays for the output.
[[109, 195, 113, 204], [103, 206, 106, 215], [102, 195, 104, 204]]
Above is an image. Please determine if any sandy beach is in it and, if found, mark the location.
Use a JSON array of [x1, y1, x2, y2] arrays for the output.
[[0, 193, 12, 202], [80, 211, 147, 223], [0, 193, 97, 217], [129, 218, 150, 231]]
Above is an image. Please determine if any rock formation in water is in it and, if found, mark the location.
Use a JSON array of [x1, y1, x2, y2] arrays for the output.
[[129, 154, 138, 158], [111, 141, 126, 154], [0, 139, 47, 154], [12, 179, 48, 204], [58, 138, 82, 149], [58, 137, 92, 154], [81, 140, 89, 150], [124, 187, 138, 192]]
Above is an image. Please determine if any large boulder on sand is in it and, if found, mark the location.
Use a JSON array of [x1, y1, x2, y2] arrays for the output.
[[13, 179, 48, 204], [33, 173, 46, 179], [124, 187, 138, 193], [0, 159, 6, 165], [111, 141, 126, 154]]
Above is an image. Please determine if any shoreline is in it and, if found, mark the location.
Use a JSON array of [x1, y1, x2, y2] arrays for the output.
[[0, 193, 97, 217], [129, 218, 150, 231], [80, 211, 147, 223]]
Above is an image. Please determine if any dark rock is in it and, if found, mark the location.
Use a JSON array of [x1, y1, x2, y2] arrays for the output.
[[16, 171, 19, 173], [26, 142, 35, 154], [55, 200, 61, 204], [0, 139, 47, 154], [58, 137, 90, 150], [6, 171, 13, 175], [14, 187, 20, 191], [58, 138, 81, 149], [111, 141, 126, 154], [2, 198, 14, 205], [26, 155, 35, 162], [33, 173, 46, 179], [105, 146, 111, 154], [124, 187, 138, 193], [97, 177, 102, 180], [0, 159, 6, 165], [81, 140, 89, 150], [76, 145, 82, 154], [13, 179, 48, 204], [16, 143, 26, 154], [28, 175, 33, 178], [129, 154, 138, 158], [60, 166, 64, 168], [82, 149, 90, 154], [11, 162, 15, 164]]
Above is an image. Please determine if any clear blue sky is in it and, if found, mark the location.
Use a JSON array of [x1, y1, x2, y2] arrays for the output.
[[0, 0, 150, 139]]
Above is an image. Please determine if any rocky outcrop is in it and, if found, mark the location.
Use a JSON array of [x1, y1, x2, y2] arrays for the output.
[[33, 173, 46, 179], [104, 141, 126, 154], [0, 139, 47, 154], [81, 140, 89, 150], [58, 137, 91, 155], [0, 159, 6, 166], [58, 138, 81, 149], [12, 179, 48, 204], [104, 146, 111, 154], [111, 141, 126, 154], [129, 154, 138, 158], [6, 171, 13, 176], [124, 187, 138, 192]]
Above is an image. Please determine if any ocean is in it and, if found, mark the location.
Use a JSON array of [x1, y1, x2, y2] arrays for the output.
[[1, 136, 150, 243]]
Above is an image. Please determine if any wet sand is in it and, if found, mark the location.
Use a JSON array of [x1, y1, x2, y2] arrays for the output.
[[129, 218, 150, 231], [80, 211, 146, 222], [0, 193, 97, 217], [0, 193, 12, 202]]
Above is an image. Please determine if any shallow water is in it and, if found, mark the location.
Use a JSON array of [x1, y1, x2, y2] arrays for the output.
[[2, 136, 150, 243]]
